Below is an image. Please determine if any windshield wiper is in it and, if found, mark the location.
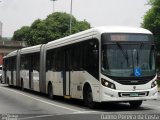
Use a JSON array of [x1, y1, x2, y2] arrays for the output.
[[116, 42, 129, 66], [135, 42, 145, 66], [137, 42, 144, 66]]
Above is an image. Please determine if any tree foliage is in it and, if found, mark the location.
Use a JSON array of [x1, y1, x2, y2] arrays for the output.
[[142, 0, 160, 43], [12, 26, 31, 41], [142, 0, 160, 70], [12, 12, 91, 46]]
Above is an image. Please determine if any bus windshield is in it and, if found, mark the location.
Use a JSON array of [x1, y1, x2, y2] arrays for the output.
[[101, 34, 156, 77]]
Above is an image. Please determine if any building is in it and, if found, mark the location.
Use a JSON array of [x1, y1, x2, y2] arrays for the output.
[[0, 40, 27, 65], [0, 21, 27, 65], [0, 21, 2, 37]]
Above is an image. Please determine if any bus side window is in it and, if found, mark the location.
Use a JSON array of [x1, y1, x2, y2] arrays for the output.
[[55, 49, 64, 71], [83, 39, 99, 79]]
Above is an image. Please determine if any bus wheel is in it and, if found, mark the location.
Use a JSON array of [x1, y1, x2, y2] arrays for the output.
[[84, 87, 95, 109], [129, 100, 142, 108], [48, 84, 54, 99], [7, 78, 9, 86], [21, 80, 24, 90]]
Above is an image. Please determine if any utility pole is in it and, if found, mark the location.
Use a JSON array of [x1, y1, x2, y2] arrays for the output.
[[69, 0, 73, 34], [50, 0, 57, 13]]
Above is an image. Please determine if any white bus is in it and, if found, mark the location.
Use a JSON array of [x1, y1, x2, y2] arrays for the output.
[[3, 26, 158, 108]]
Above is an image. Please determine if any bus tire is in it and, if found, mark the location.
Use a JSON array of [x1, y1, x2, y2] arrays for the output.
[[7, 77, 9, 85], [84, 86, 95, 109], [48, 83, 54, 99], [21, 80, 24, 91], [129, 100, 142, 108]]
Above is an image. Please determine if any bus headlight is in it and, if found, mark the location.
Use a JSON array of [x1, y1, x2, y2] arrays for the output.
[[101, 78, 116, 89], [151, 80, 157, 88]]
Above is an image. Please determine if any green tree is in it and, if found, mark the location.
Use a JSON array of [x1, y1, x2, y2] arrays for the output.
[[142, 0, 160, 70], [72, 20, 91, 33], [12, 26, 31, 41], [12, 12, 91, 46], [142, 0, 160, 44]]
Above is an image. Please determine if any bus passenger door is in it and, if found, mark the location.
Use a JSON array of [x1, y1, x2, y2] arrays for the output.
[[29, 55, 33, 89], [11, 69, 13, 84], [11, 58, 14, 85], [63, 50, 71, 97]]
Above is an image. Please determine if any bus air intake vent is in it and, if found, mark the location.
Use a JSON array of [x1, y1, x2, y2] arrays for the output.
[[107, 76, 155, 85], [118, 91, 149, 97]]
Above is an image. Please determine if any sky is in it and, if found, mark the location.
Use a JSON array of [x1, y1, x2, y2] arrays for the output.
[[0, 0, 151, 37]]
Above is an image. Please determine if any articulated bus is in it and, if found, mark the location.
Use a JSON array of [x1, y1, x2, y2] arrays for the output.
[[3, 26, 158, 108]]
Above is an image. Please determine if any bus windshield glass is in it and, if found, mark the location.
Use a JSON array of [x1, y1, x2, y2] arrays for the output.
[[101, 34, 156, 77]]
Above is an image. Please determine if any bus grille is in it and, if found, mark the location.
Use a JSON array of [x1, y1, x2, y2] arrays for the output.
[[118, 91, 149, 97], [107, 76, 155, 85], [115, 79, 150, 85]]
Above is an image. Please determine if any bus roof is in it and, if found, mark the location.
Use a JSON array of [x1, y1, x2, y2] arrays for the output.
[[5, 50, 18, 58], [46, 26, 152, 50], [20, 44, 42, 54], [93, 26, 152, 34], [5, 26, 153, 56]]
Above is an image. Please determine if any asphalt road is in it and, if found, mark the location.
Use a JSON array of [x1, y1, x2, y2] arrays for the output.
[[0, 84, 160, 120]]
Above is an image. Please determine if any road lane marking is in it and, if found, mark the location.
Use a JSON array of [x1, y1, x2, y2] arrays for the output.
[[73, 111, 98, 114], [19, 111, 99, 120], [19, 115, 55, 120], [1, 87, 81, 112]]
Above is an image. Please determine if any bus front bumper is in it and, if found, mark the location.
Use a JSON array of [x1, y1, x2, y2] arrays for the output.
[[101, 86, 158, 102]]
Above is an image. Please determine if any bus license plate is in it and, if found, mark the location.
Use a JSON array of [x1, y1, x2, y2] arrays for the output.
[[130, 93, 139, 97]]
